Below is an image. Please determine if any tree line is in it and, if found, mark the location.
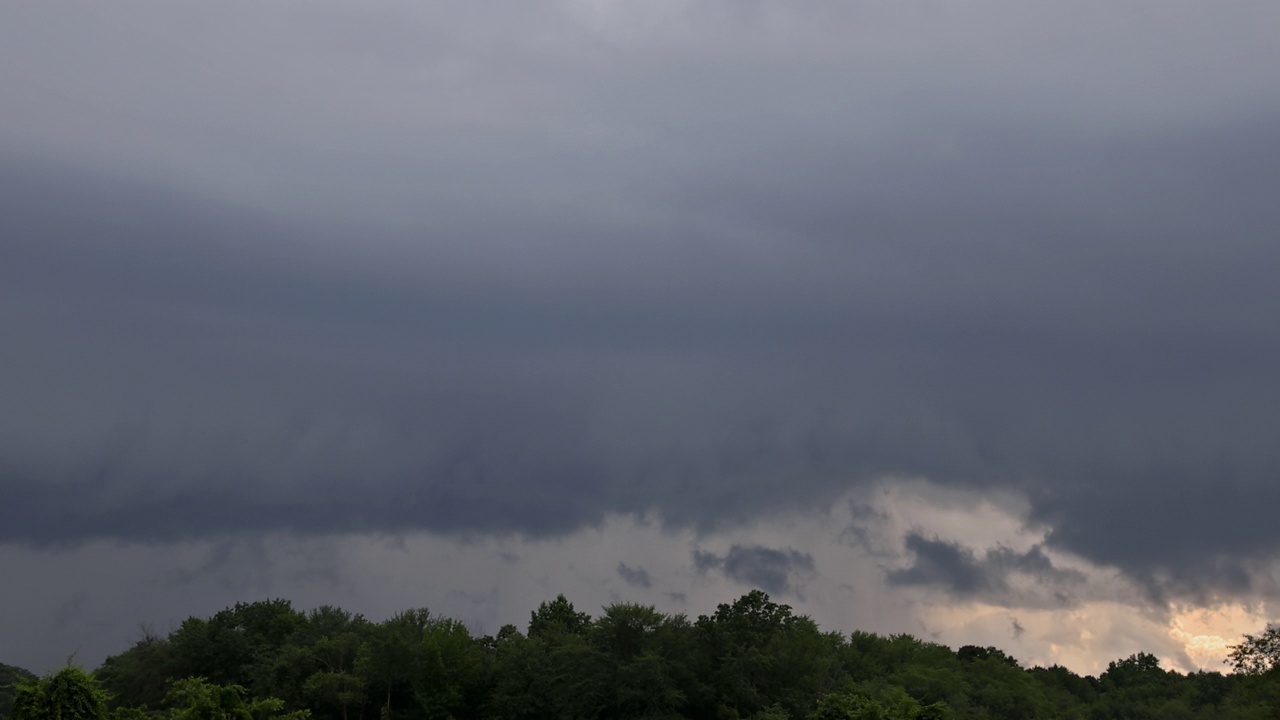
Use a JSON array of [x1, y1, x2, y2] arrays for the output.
[[3, 590, 1279, 720]]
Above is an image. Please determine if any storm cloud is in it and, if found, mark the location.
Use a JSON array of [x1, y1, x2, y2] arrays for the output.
[[616, 562, 652, 589], [887, 534, 1086, 607], [4, 0, 1280, 670], [694, 545, 816, 597]]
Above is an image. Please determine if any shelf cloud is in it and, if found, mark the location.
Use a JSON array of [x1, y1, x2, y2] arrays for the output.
[[3, 0, 1280, 674]]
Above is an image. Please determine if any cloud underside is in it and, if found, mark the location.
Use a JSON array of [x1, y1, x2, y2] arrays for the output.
[[887, 534, 1086, 608], [2, 1, 1280, 609], [695, 545, 816, 597], [6, 497, 1262, 677], [616, 562, 652, 588]]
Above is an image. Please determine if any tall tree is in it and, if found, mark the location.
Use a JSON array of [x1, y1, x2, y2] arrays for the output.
[[95, 628, 177, 709], [412, 618, 481, 720], [694, 590, 838, 719], [593, 603, 690, 718], [526, 596, 591, 641], [357, 609, 436, 720], [170, 600, 306, 691]]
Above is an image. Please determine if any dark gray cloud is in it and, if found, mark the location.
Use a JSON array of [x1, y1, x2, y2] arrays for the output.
[[695, 545, 815, 597], [889, 536, 999, 596], [2, 0, 1280, 611], [616, 562, 652, 589], [888, 535, 1086, 607]]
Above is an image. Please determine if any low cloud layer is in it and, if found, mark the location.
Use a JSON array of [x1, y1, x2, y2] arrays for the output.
[[4, 485, 1268, 676], [6, 143, 1280, 603]]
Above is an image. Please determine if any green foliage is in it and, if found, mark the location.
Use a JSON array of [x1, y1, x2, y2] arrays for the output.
[[527, 595, 591, 640], [164, 677, 307, 720], [750, 704, 790, 720], [1225, 628, 1280, 720], [170, 600, 306, 691], [1028, 663, 1097, 705], [356, 607, 446, 720], [955, 646, 1018, 668], [1092, 653, 1190, 720], [10, 665, 111, 720], [492, 622, 609, 719], [811, 691, 885, 720], [69, 592, 1280, 720], [1, 662, 39, 719], [810, 688, 951, 720], [254, 606, 370, 720], [96, 628, 176, 709], [108, 706, 150, 720], [691, 590, 843, 719], [1187, 670, 1232, 710], [1229, 625, 1280, 676], [411, 617, 481, 720], [1101, 652, 1167, 689], [591, 603, 692, 717]]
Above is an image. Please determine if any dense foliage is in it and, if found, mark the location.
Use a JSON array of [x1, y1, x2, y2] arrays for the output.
[[0, 664, 38, 719], [4, 593, 1278, 720], [9, 666, 110, 720]]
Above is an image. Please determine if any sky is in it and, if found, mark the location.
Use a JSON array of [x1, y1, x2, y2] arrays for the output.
[[3, 0, 1280, 676]]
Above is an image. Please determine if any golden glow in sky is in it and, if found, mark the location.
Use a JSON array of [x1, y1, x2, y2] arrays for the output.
[[1168, 603, 1268, 672]]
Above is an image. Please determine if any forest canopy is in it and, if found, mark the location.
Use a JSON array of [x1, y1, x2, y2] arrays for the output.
[[3, 592, 1278, 720]]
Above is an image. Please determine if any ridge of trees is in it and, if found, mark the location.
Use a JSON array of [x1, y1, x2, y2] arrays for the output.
[[3, 593, 1278, 720]]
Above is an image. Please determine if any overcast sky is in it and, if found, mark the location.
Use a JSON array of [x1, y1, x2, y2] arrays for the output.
[[3, 0, 1280, 676]]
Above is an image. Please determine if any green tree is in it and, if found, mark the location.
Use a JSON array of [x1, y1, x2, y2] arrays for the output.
[[810, 687, 951, 720], [96, 627, 177, 710], [412, 617, 481, 720], [1094, 653, 1178, 720], [519, 596, 608, 720], [593, 603, 690, 718], [693, 590, 841, 719], [1229, 625, 1280, 677], [810, 691, 885, 720], [1, 662, 38, 719], [170, 601, 306, 690], [1186, 670, 1232, 711], [483, 625, 541, 720], [164, 677, 308, 720], [1227, 627, 1280, 720], [1026, 664, 1094, 718], [1101, 652, 1167, 689], [356, 608, 442, 720], [527, 596, 591, 640], [255, 606, 370, 720], [10, 666, 110, 720], [487, 596, 610, 720], [955, 645, 1019, 668]]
